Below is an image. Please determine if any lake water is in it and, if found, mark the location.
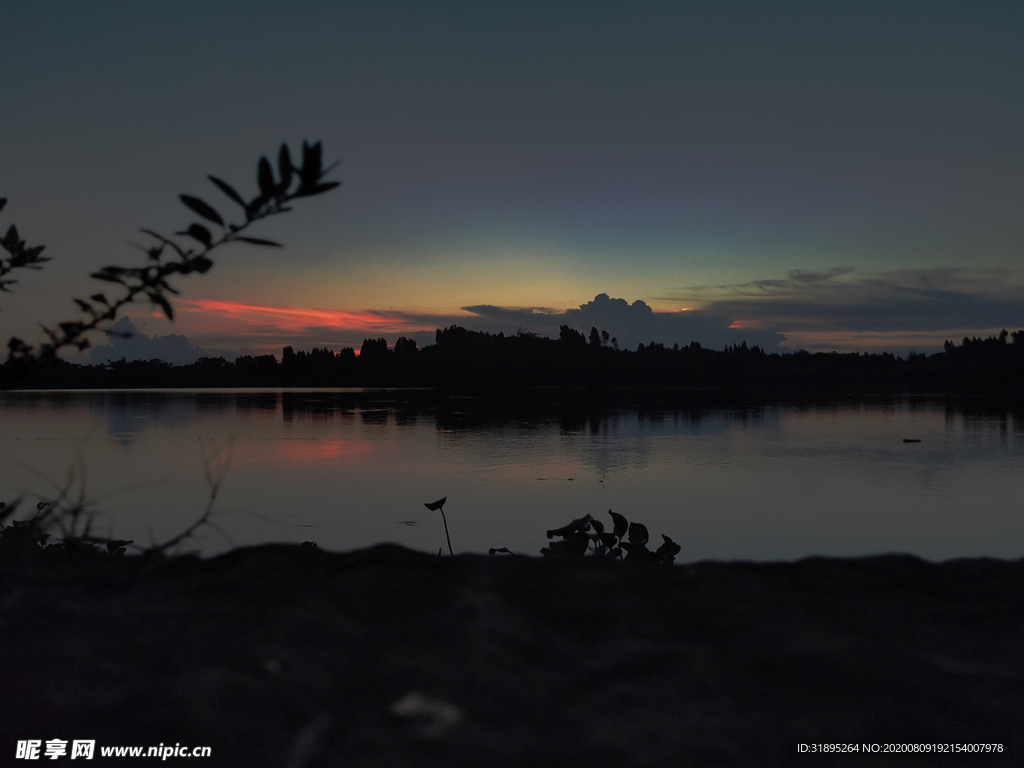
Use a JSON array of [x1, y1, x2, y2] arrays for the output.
[[1, 389, 1022, 562]]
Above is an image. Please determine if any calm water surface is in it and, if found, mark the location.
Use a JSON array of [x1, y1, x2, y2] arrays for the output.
[[2, 389, 1022, 561]]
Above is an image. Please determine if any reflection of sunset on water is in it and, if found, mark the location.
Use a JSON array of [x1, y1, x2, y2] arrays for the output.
[[227, 437, 383, 468], [2, 391, 1022, 562]]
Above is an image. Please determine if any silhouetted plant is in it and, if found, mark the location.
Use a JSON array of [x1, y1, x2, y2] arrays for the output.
[[0, 499, 134, 558], [1, 142, 338, 551], [0, 439, 234, 559], [0, 199, 50, 295], [540, 509, 681, 563], [0, 488, 132, 559], [3, 141, 340, 366], [424, 497, 453, 556], [0, 458, 113, 556], [0, 501, 52, 554]]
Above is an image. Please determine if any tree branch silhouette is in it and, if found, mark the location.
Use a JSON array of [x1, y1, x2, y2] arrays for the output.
[[3, 141, 340, 365], [0, 197, 51, 296]]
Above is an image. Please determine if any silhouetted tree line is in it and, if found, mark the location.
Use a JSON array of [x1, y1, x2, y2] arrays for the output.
[[4, 327, 1023, 398], [7, 144, 1019, 400]]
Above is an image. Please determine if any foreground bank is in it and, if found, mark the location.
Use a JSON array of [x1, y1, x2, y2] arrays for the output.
[[2, 545, 1021, 767]]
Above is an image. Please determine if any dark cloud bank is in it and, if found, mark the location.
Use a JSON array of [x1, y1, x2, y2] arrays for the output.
[[686, 267, 1024, 335], [461, 294, 786, 353], [89, 317, 215, 366]]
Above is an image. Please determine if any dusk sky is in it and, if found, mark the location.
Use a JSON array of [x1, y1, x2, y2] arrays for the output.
[[3, 0, 1023, 361]]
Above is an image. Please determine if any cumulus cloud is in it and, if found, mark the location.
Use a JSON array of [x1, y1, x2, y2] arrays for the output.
[[88, 317, 212, 366], [463, 294, 787, 352]]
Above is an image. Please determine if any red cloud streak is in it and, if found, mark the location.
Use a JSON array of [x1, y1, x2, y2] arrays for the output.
[[179, 299, 419, 334]]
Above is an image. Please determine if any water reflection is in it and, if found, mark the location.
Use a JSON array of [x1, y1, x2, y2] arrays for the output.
[[1, 389, 1022, 561], [360, 410, 389, 426]]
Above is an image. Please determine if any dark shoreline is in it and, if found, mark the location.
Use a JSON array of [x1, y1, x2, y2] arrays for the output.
[[4, 327, 1024, 401], [3, 544, 1021, 766], [4, 384, 1022, 423]]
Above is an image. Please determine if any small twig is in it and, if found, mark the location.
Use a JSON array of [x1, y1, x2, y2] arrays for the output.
[[4, 141, 340, 365], [146, 488, 217, 555], [149, 439, 233, 554]]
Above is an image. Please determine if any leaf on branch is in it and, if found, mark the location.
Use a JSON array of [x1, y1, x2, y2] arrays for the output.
[[296, 142, 324, 195], [178, 224, 212, 248], [11, 141, 339, 366], [278, 143, 293, 193], [7, 338, 33, 362], [180, 195, 224, 226], [207, 175, 246, 208], [149, 292, 174, 321], [22, 245, 48, 263], [245, 196, 267, 221], [140, 229, 186, 259], [258, 157, 275, 199], [234, 236, 282, 247], [302, 140, 323, 178], [90, 267, 128, 284], [309, 181, 340, 196]]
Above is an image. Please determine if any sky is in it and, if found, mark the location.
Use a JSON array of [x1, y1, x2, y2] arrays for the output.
[[2, 0, 1023, 362]]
